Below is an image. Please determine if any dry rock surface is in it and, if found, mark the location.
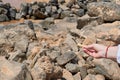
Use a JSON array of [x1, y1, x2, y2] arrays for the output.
[[0, 0, 120, 80]]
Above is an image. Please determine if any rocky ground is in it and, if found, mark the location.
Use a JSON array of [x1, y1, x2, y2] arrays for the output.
[[0, 0, 120, 80]]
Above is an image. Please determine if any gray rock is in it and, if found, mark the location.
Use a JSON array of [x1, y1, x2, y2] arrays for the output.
[[65, 63, 80, 73], [31, 64, 47, 80], [93, 58, 120, 80], [0, 24, 4, 29], [87, 2, 120, 21], [77, 17, 103, 29], [0, 57, 32, 80], [0, 48, 9, 59], [74, 9, 85, 17], [16, 13, 21, 20], [77, 2, 87, 10], [14, 35, 29, 53], [9, 7, 17, 20], [0, 7, 8, 14], [0, 14, 9, 22], [63, 16, 78, 23], [60, 10, 73, 19], [46, 51, 61, 61], [20, 3, 28, 18], [56, 51, 77, 65], [45, 5, 52, 16], [79, 66, 87, 79], [40, 18, 55, 30], [63, 34, 78, 52], [8, 50, 26, 62]]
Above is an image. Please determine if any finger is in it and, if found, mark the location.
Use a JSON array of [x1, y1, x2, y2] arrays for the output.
[[83, 44, 94, 49], [83, 47, 96, 53], [83, 49, 99, 58]]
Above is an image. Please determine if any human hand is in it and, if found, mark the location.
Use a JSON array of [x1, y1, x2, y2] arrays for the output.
[[83, 44, 107, 58]]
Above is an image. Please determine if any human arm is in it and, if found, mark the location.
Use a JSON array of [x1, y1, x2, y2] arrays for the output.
[[83, 44, 118, 60]]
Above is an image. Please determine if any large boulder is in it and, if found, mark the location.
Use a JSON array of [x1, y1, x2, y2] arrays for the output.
[[0, 57, 32, 80], [93, 58, 120, 80], [87, 2, 120, 22]]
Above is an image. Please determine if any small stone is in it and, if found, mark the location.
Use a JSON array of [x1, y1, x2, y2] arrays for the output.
[[60, 10, 73, 19], [0, 14, 9, 22], [40, 18, 54, 30], [73, 72, 82, 80], [58, 0, 65, 4], [16, 13, 22, 20], [56, 51, 77, 65], [46, 51, 61, 61], [74, 9, 85, 17], [65, 63, 80, 73], [9, 7, 17, 20], [62, 69, 74, 80], [95, 74, 105, 80], [79, 66, 87, 79]]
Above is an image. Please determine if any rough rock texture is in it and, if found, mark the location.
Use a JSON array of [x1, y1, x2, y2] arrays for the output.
[[1, 0, 120, 80], [0, 57, 32, 80], [87, 2, 120, 22], [93, 59, 120, 80]]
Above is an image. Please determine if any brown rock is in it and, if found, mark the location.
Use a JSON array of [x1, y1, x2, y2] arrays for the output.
[[0, 57, 32, 80], [87, 2, 120, 21], [73, 72, 81, 80], [62, 69, 74, 80], [32, 56, 63, 80]]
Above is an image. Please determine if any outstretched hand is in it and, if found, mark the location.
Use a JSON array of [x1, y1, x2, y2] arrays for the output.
[[83, 44, 107, 58]]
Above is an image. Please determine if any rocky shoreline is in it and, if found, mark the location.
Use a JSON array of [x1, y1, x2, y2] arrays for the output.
[[0, 0, 120, 80]]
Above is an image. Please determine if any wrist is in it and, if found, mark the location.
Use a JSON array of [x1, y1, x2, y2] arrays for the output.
[[106, 46, 118, 59]]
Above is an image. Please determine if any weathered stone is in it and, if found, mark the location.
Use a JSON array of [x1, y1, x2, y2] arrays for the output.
[[79, 66, 87, 79], [33, 56, 63, 80], [58, 0, 65, 4], [87, 2, 120, 21], [93, 58, 120, 80], [95, 74, 105, 80], [56, 51, 77, 65], [65, 63, 80, 73], [40, 18, 55, 30], [20, 3, 28, 18], [62, 69, 74, 80], [63, 16, 78, 23], [77, 1, 87, 10], [0, 14, 9, 22], [14, 35, 29, 53], [9, 7, 17, 20], [60, 10, 73, 19], [74, 9, 85, 17], [73, 72, 81, 80], [77, 17, 102, 29], [0, 57, 32, 80], [31, 64, 47, 80], [8, 50, 26, 62], [46, 51, 61, 61], [84, 74, 105, 80], [66, 0, 76, 8], [16, 13, 22, 20], [63, 34, 78, 51]]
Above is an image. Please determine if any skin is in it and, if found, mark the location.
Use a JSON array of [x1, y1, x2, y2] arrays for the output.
[[83, 44, 118, 60]]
